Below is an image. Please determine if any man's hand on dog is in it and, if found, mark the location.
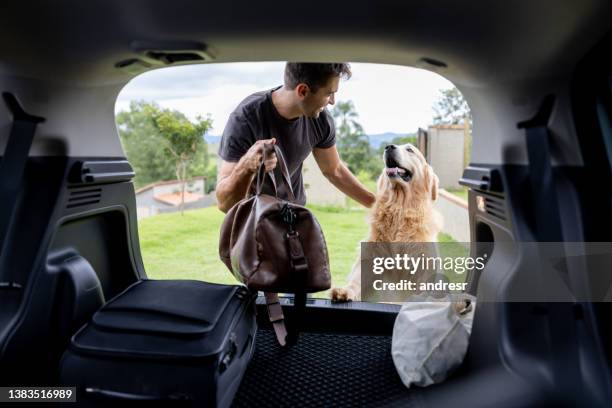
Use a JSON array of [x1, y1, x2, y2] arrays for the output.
[[240, 138, 277, 173]]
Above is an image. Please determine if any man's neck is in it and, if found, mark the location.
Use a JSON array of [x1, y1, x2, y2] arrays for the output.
[[271, 86, 302, 120]]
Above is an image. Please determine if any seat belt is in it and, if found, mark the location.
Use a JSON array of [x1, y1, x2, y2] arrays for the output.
[[0, 92, 45, 265], [519, 95, 586, 402], [517, 94, 563, 241]]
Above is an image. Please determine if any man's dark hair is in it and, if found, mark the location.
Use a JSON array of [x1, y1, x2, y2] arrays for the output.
[[284, 63, 352, 92]]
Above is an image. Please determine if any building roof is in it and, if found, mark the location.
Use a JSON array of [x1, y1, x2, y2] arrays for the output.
[[153, 191, 205, 206], [428, 124, 468, 130], [135, 176, 206, 195]]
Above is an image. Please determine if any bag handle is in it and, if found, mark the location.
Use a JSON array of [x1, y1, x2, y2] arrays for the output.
[[255, 156, 278, 196], [269, 145, 295, 201], [254, 144, 296, 202]]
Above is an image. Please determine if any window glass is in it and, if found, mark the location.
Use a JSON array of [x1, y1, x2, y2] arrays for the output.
[[115, 62, 472, 301]]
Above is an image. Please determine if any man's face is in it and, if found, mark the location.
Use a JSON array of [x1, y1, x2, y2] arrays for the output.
[[298, 75, 340, 118]]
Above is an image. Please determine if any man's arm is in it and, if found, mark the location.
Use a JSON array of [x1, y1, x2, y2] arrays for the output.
[[312, 145, 376, 208], [216, 139, 277, 213], [215, 160, 255, 213]]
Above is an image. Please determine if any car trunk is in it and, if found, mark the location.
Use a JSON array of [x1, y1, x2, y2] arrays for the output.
[[233, 298, 415, 407], [232, 297, 543, 408]]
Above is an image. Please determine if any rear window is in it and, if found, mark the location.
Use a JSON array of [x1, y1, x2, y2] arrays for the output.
[[115, 62, 472, 300]]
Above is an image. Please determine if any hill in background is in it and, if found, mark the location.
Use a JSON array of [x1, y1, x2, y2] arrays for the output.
[[205, 132, 416, 149]]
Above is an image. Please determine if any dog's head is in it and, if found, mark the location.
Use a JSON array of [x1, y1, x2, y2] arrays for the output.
[[377, 143, 439, 201]]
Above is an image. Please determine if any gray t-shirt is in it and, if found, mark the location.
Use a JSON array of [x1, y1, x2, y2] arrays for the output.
[[218, 86, 336, 205]]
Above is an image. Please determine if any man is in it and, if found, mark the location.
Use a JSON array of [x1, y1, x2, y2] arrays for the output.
[[216, 62, 375, 212]]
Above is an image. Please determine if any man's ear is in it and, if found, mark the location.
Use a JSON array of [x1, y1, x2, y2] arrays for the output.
[[296, 83, 309, 98]]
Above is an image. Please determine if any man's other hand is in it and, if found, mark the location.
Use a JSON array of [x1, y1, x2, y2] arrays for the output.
[[241, 138, 278, 173]]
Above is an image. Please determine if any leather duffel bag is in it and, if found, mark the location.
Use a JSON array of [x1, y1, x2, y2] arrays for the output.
[[219, 144, 331, 345]]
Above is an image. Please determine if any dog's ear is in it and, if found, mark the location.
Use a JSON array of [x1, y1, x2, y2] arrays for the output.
[[376, 172, 389, 193], [427, 165, 439, 201], [431, 173, 439, 201]]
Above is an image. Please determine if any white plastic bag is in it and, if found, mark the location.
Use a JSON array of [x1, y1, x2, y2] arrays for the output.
[[391, 295, 476, 388]]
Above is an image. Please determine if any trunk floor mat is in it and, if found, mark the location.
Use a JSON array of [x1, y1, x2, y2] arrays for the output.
[[233, 329, 420, 407]]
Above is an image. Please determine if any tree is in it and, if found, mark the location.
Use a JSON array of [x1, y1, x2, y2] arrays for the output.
[[331, 101, 379, 178], [332, 100, 364, 135], [432, 87, 473, 166], [152, 109, 213, 215], [116, 101, 177, 188], [336, 131, 376, 175], [116, 101, 213, 214], [203, 161, 217, 194], [432, 87, 471, 126]]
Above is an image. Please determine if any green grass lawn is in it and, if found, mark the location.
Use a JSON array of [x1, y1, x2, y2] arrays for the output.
[[138, 205, 457, 297]]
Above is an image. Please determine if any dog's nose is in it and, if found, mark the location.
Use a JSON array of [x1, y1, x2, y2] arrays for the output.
[[385, 145, 396, 151]]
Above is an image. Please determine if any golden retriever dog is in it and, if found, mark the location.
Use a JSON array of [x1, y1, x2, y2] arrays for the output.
[[331, 143, 443, 302]]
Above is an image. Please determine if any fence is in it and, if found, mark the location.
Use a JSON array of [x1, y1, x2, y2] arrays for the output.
[[436, 189, 470, 242]]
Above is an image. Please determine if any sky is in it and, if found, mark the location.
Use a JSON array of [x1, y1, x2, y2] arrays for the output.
[[115, 62, 456, 136]]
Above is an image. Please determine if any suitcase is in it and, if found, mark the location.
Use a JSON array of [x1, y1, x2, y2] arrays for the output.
[[60, 279, 257, 407]]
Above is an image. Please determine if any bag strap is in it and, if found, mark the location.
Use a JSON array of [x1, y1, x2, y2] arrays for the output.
[[264, 223, 309, 347], [264, 292, 288, 346], [255, 155, 278, 196], [253, 144, 295, 202], [256, 92, 296, 201], [286, 231, 308, 346], [253, 144, 297, 202], [269, 145, 295, 201]]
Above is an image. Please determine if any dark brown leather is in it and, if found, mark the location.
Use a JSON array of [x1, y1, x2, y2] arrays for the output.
[[219, 144, 331, 345], [219, 145, 331, 293]]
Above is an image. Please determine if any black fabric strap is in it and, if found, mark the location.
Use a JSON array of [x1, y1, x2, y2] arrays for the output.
[[0, 93, 45, 263], [518, 95, 563, 241], [287, 291, 306, 346]]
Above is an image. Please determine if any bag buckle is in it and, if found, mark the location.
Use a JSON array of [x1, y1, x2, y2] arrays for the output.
[[292, 261, 308, 273], [266, 301, 284, 323], [280, 203, 297, 234]]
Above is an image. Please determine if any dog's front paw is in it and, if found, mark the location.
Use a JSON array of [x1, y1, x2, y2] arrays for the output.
[[454, 299, 472, 315], [331, 287, 356, 303]]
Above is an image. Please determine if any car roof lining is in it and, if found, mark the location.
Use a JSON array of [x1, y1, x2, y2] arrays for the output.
[[1, 0, 611, 163], [1, 0, 611, 88]]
